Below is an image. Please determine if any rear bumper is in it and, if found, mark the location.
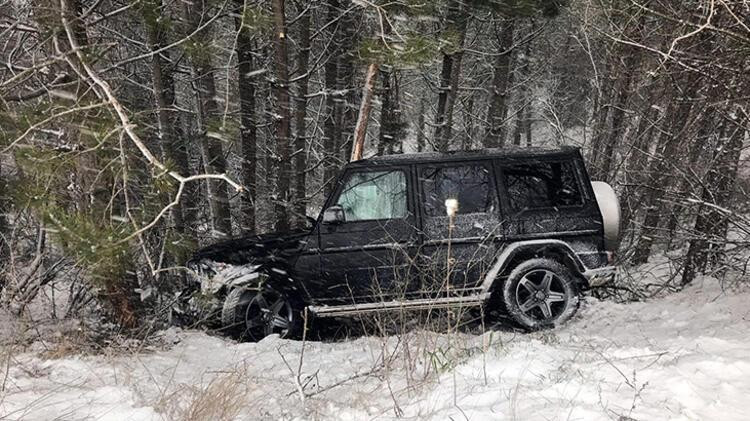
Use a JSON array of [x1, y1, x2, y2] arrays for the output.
[[583, 265, 617, 287]]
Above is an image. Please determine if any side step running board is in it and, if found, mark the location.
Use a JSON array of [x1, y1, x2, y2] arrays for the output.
[[308, 293, 491, 318]]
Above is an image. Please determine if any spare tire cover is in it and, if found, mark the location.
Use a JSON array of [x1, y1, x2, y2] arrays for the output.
[[591, 181, 621, 251]]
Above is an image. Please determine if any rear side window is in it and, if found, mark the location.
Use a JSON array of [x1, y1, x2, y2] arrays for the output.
[[421, 164, 497, 216], [503, 161, 583, 210], [336, 170, 407, 221]]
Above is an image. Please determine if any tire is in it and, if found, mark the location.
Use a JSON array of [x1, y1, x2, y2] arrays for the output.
[[221, 286, 302, 341], [501, 258, 580, 330], [591, 181, 621, 251], [221, 287, 254, 334]]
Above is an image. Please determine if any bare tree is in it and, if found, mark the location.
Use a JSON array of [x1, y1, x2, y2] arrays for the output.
[[0, 158, 8, 290], [271, 0, 292, 231], [682, 110, 747, 285], [146, 0, 192, 235], [434, 0, 470, 151], [292, 2, 311, 225], [351, 63, 379, 161], [235, 0, 259, 233], [485, 20, 514, 148], [322, 0, 342, 194], [182, 0, 233, 237]]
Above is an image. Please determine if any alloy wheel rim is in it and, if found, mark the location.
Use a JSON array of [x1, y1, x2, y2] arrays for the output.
[[515, 269, 568, 321], [244, 290, 293, 340]]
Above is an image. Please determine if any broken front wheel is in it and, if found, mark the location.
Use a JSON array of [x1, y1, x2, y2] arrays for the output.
[[221, 287, 301, 341]]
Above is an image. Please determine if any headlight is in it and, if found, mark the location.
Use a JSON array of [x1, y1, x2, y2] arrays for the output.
[[195, 263, 262, 294]]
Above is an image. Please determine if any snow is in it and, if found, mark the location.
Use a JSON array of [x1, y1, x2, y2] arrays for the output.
[[244, 69, 268, 78], [2, 277, 750, 420]]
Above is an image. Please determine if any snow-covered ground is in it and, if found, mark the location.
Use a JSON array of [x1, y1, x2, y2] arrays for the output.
[[2, 276, 749, 421]]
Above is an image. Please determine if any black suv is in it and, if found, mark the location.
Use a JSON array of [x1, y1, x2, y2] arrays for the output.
[[186, 146, 619, 340]]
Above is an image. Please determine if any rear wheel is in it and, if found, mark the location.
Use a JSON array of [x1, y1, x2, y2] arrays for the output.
[[221, 287, 300, 341], [501, 258, 579, 330]]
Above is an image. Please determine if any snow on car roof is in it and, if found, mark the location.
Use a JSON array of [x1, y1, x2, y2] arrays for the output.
[[348, 145, 580, 167]]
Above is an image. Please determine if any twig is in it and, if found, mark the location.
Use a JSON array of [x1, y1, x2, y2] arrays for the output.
[[277, 346, 306, 403]]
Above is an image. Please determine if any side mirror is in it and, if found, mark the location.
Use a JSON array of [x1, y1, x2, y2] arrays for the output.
[[322, 205, 345, 224]]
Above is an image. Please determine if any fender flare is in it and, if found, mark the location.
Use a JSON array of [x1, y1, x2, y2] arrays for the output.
[[479, 240, 588, 294]]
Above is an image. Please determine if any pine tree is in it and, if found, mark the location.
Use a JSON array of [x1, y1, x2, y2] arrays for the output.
[[271, 0, 292, 231], [182, 0, 232, 237], [292, 2, 311, 226], [235, 1, 262, 233]]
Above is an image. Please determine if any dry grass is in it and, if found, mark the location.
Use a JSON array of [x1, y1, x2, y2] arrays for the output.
[[37, 327, 95, 360], [156, 369, 249, 421]]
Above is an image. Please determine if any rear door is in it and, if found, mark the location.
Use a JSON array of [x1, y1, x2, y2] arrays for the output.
[[415, 161, 502, 295], [496, 156, 597, 243], [315, 166, 418, 304]]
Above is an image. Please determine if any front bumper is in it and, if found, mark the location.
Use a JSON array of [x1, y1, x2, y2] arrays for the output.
[[583, 265, 617, 287]]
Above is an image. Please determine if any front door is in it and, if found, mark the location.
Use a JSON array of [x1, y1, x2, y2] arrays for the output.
[[416, 162, 502, 296], [315, 167, 418, 304]]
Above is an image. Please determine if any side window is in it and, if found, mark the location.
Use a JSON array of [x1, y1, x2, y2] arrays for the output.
[[421, 164, 497, 216], [503, 161, 583, 210], [336, 170, 407, 221]]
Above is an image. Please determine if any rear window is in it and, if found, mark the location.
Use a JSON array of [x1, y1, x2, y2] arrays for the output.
[[421, 164, 497, 216], [502, 161, 583, 210]]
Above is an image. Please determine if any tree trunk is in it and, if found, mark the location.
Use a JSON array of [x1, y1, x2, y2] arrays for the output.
[[589, 56, 615, 164], [292, 5, 311, 226], [271, 0, 292, 231], [597, 48, 641, 181], [434, 0, 469, 151], [512, 112, 522, 146], [378, 65, 402, 155], [525, 104, 532, 147], [339, 1, 361, 163], [512, 38, 531, 147], [462, 95, 475, 150], [351, 63, 379, 161], [235, 7, 258, 234], [377, 65, 390, 156], [484, 20, 514, 148], [55, 0, 89, 97], [146, 0, 191, 235], [441, 50, 465, 150], [416, 98, 426, 152], [0, 156, 7, 287], [322, 0, 341, 196], [183, 2, 232, 237], [393, 74, 404, 154]]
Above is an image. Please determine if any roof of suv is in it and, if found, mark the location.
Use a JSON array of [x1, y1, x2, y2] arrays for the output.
[[347, 145, 581, 167]]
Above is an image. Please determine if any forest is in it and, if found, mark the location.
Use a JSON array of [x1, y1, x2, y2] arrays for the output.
[[0, 0, 748, 328]]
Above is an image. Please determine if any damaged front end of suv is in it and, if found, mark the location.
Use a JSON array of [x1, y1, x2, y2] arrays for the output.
[[179, 231, 311, 337]]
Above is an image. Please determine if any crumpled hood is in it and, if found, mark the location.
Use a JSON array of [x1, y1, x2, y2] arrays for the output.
[[187, 229, 311, 267]]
